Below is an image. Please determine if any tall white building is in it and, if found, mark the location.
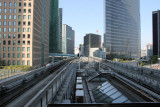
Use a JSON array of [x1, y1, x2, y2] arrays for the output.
[[62, 24, 75, 54]]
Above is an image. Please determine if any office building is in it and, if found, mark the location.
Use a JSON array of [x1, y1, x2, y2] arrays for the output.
[[0, 0, 50, 67], [141, 43, 153, 58], [153, 10, 160, 57], [84, 33, 101, 57], [59, 8, 63, 53], [104, 0, 141, 58], [49, 0, 60, 53], [62, 24, 75, 54], [79, 44, 84, 56]]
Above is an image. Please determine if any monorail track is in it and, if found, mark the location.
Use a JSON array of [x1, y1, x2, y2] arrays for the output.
[[0, 58, 76, 107]]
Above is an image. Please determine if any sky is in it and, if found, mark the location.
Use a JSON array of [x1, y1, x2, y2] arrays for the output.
[[59, 0, 160, 49]]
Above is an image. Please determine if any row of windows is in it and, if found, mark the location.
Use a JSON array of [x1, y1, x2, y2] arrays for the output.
[[2, 60, 30, 66], [0, 2, 31, 7], [0, 34, 30, 39], [1, 53, 30, 58], [0, 15, 31, 20], [0, 47, 30, 52], [0, 21, 31, 26], [0, 8, 31, 13], [0, 40, 31, 45], [0, 28, 31, 33]]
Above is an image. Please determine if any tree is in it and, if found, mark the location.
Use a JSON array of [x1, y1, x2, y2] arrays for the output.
[[149, 55, 158, 64]]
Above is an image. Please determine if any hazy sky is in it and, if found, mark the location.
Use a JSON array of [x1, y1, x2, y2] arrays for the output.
[[59, 0, 160, 49]]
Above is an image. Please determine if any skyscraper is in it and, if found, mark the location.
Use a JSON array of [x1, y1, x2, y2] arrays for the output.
[[0, 0, 50, 67], [104, 0, 141, 59], [62, 24, 75, 54], [84, 34, 101, 57], [59, 8, 63, 53], [153, 10, 160, 57], [49, 0, 60, 53]]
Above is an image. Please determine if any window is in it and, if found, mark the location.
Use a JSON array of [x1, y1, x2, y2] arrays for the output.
[[4, 15, 7, 19], [28, 21, 31, 26], [13, 15, 16, 19], [23, 9, 26, 13], [9, 9, 12, 13], [0, 2, 1, 6], [18, 28, 21, 32], [22, 61, 25, 66], [0, 34, 1, 38], [18, 9, 21, 13], [23, 22, 26, 26], [3, 53, 6, 58], [17, 60, 20, 65], [14, 9, 16, 13], [8, 21, 11, 26], [27, 54, 30, 58], [23, 41, 25, 45], [23, 34, 25, 38], [13, 41, 16, 45], [3, 47, 6, 51], [22, 54, 25, 58], [3, 28, 6, 32], [8, 53, 10, 58], [3, 21, 6, 26], [18, 15, 21, 19], [17, 47, 20, 51], [4, 8, 7, 13], [8, 41, 11, 45], [13, 21, 16, 26], [0, 21, 1, 26], [23, 28, 26, 32], [12, 61, 15, 65], [8, 28, 11, 32], [27, 60, 30, 66], [13, 34, 16, 38], [0, 8, 2, 13], [28, 9, 31, 13], [13, 28, 16, 32], [9, 2, 12, 7], [27, 41, 30, 45], [18, 34, 21, 38], [0, 28, 1, 32], [3, 41, 6, 45], [14, 2, 16, 7], [8, 61, 11, 65], [22, 47, 25, 51], [17, 54, 20, 58], [3, 34, 6, 38], [0, 15, 1, 19], [13, 47, 16, 51], [8, 47, 11, 51], [17, 41, 20, 45], [23, 15, 26, 19], [18, 21, 21, 26], [28, 3, 31, 7], [24, 3, 26, 7], [8, 34, 11, 39], [13, 53, 15, 58], [19, 2, 21, 7], [0, 40, 1, 45], [27, 47, 30, 52], [4, 2, 7, 7], [28, 15, 31, 19], [28, 28, 31, 32]]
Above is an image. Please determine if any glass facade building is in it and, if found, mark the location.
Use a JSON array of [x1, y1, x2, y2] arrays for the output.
[[49, 0, 60, 53], [104, 0, 141, 58], [153, 10, 160, 57]]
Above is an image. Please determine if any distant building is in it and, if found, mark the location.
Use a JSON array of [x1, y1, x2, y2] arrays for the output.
[[0, 0, 50, 67], [153, 10, 160, 57], [75, 47, 79, 55], [49, 0, 60, 53], [59, 8, 63, 53], [104, 0, 141, 58], [79, 44, 84, 56], [141, 43, 153, 58], [84, 34, 101, 57], [62, 24, 75, 54]]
